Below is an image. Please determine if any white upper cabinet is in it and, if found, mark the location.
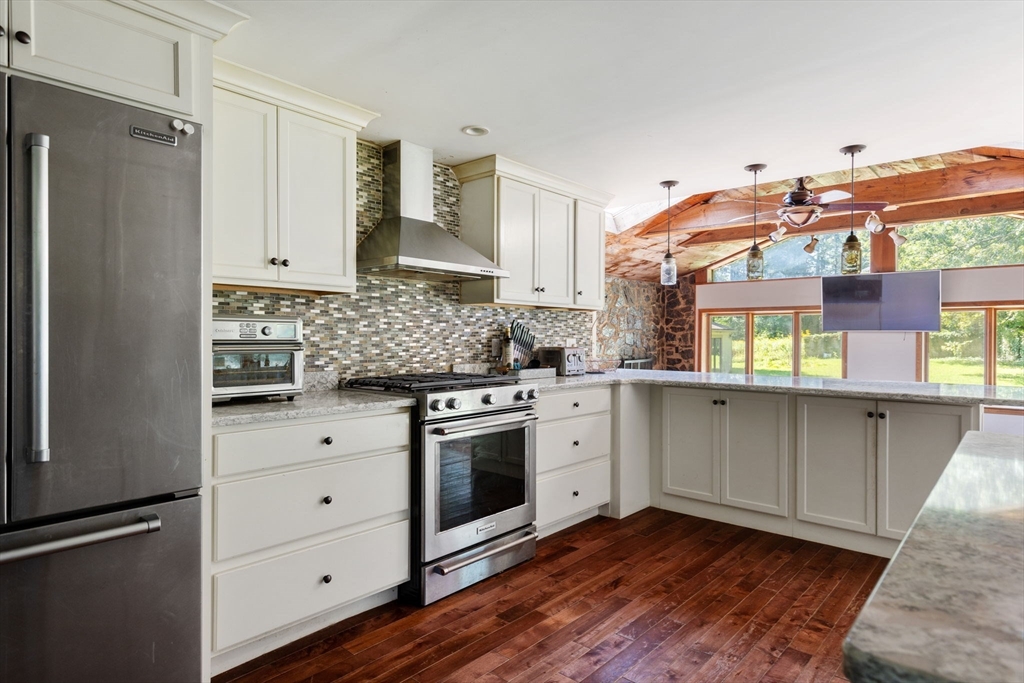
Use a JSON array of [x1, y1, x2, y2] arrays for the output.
[[574, 201, 605, 309], [211, 60, 377, 293], [455, 155, 613, 310], [7, 0, 197, 114]]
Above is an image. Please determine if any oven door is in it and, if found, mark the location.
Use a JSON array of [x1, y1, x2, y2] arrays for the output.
[[212, 345, 304, 399], [422, 409, 537, 562]]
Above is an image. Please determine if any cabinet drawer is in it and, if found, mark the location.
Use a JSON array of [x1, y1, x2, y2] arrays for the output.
[[9, 0, 195, 115], [214, 520, 409, 651], [537, 388, 611, 423], [537, 414, 611, 475], [213, 451, 409, 561], [214, 411, 410, 477], [537, 460, 610, 528]]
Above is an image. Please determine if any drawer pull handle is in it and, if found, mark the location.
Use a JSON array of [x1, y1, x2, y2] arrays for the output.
[[323, 436, 334, 445], [572, 490, 579, 497], [323, 496, 333, 505], [434, 532, 538, 575], [573, 402, 580, 408], [879, 412, 886, 419], [323, 574, 332, 584], [867, 411, 875, 418], [573, 440, 580, 446], [15, 31, 30, 45]]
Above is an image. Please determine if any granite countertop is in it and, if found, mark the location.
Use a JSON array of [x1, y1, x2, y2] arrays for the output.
[[211, 391, 416, 427], [843, 431, 1024, 683], [536, 370, 1024, 406]]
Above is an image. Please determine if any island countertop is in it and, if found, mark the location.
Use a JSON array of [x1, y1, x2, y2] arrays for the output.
[[843, 430, 1024, 683], [535, 370, 1024, 407]]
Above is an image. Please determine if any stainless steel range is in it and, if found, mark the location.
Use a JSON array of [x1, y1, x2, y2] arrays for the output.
[[345, 373, 539, 605]]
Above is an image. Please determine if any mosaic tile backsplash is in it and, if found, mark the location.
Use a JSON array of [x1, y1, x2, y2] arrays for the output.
[[214, 140, 598, 388]]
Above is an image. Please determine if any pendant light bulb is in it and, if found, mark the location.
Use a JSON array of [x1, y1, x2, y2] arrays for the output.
[[840, 145, 865, 275], [659, 180, 679, 286], [744, 164, 767, 280]]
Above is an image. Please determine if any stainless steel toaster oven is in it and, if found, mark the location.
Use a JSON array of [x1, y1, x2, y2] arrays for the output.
[[535, 347, 586, 376], [212, 316, 303, 402]]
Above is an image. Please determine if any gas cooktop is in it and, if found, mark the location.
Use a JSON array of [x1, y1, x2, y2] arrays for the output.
[[345, 372, 520, 393]]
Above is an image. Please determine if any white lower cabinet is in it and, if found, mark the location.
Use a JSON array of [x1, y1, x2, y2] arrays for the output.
[[535, 388, 612, 529], [663, 388, 788, 516], [210, 409, 411, 655], [797, 395, 975, 538]]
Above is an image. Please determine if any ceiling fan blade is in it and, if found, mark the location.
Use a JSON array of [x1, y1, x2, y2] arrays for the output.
[[811, 189, 852, 204], [819, 202, 889, 212], [727, 211, 780, 223]]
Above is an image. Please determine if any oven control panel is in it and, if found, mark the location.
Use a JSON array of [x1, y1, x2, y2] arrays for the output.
[[213, 316, 302, 343], [423, 383, 538, 420]]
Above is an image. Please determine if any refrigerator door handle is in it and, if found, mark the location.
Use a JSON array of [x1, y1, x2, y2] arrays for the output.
[[26, 133, 50, 464], [0, 513, 161, 565]]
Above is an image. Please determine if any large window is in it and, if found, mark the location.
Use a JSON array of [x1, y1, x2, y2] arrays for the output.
[[898, 216, 1024, 271], [711, 230, 872, 282], [705, 310, 843, 377], [925, 307, 1023, 387]]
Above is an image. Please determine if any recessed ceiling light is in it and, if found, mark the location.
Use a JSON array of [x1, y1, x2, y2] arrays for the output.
[[461, 125, 490, 136]]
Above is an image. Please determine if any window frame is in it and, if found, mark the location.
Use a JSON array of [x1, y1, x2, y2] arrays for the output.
[[925, 303, 1024, 386]]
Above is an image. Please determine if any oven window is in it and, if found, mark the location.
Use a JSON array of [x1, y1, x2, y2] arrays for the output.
[[213, 351, 295, 389], [438, 428, 527, 532]]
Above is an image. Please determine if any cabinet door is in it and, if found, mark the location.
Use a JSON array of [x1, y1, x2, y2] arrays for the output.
[[663, 388, 720, 503], [9, 0, 195, 114], [720, 391, 789, 517], [496, 177, 539, 304], [0, 0, 9, 68], [876, 401, 973, 540], [537, 190, 575, 305], [796, 396, 876, 533], [212, 89, 280, 283], [278, 109, 356, 290], [574, 201, 605, 309]]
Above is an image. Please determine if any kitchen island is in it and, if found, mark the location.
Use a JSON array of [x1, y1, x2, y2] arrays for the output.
[[843, 430, 1024, 683]]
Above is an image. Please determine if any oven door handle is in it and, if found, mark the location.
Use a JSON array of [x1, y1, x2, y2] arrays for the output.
[[213, 344, 303, 353], [432, 413, 537, 436], [434, 531, 538, 575]]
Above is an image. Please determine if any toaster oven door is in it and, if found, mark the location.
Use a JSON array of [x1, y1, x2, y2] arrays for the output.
[[212, 345, 303, 399]]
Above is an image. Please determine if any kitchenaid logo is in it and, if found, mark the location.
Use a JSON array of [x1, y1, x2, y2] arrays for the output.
[[213, 327, 237, 334], [476, 521, 497, 534], [130, 125, 177, 147]]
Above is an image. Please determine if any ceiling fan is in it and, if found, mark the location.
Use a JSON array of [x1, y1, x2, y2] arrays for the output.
[[729, 145, 890, 230]]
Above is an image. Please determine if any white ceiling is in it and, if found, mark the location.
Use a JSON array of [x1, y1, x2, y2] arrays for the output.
[[214, 0, 1024, 210]]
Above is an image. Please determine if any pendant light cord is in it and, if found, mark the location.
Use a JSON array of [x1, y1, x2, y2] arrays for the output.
[[752, 168, 759, 245], [849, 151, 855, 235], [666, 185, 672, 255]]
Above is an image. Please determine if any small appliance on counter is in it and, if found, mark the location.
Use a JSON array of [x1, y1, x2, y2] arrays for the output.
[[212, 316, 304, 402], [536, 347, 586, 376]]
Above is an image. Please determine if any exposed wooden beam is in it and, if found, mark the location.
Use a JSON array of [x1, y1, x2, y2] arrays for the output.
[[870, 228, 897, 273], [640, 158, 1024, 237], [680, 192, 1024, 246]]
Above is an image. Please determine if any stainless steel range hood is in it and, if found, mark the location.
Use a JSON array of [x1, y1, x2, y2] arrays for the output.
[[357, 140, 509, 282]]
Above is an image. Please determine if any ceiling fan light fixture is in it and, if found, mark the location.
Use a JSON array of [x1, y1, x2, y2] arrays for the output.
[[803, 236, 819, 254], [890, 229, 908, 246], [865, 211, 886, 234], [768, 224, 787, 243], [778, 205, 823, 228]]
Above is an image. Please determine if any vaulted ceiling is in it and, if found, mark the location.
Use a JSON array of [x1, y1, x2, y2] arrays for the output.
[[606, 147, 1024, 281]]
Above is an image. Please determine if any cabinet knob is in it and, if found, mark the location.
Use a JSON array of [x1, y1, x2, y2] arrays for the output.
[[323, 574, 332, 584], [281, 259, 290, 267], [534, 287, 541, 292], [0, 26, 6, 38], [573, 402, 580, 408], [878, 412, 886, 419], [323, 495, 333, 505], [867, 411, 875, 418], [578, 290, 583, 296], [572, 490, 579, 497], [540, 287, 546, 292], [719, 399, 726, 405], [270, 257, 279, 265], [573, 440, 580, 446], [15, 31, 30, 44], [323, 436, 334, 445], [712, 399, 718, 405]]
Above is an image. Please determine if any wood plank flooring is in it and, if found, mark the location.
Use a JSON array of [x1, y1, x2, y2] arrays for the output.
[[214, 509, 887, 683]]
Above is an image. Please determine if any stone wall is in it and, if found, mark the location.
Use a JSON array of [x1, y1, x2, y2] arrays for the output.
[[657, 274, 698, 371], [590, 277, 660, 370]]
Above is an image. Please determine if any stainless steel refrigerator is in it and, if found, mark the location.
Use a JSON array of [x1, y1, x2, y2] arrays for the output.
[[0, 76, 203, 682]]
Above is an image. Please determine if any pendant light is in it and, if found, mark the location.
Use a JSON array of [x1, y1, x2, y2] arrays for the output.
[[803, 235, 819, 254], [840, 145, 864, 275], [660, 180, 679, 286], [744, 164, 767, 280]]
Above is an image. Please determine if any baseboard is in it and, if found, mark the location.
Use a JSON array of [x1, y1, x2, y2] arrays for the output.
[[537, 507, 602, 538]]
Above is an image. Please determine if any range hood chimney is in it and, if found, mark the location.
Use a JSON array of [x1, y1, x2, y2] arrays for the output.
[[356, 141, 509, 282]]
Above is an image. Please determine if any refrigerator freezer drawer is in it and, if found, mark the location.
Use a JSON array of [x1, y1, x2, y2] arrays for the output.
[[0, 496, 201, 683]]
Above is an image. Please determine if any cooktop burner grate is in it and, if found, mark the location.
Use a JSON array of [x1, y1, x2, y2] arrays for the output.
[[345, 372, 520, 392]]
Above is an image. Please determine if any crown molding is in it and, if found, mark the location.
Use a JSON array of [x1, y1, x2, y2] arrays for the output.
[[213, 58, 380, 131], [453, 155, 615, 207], [112, 0, 249, 41]]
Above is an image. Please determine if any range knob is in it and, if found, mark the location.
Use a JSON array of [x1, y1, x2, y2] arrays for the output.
[[482, 393, 496, 405], [261, 326, 273, 336], [514, 390, 526, 401], [446, 397, 462, 410], [430, 399, 445, 412], [527, 389, 539, 400]]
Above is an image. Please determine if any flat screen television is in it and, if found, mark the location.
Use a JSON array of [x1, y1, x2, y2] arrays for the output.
[[821, 270, 941, 332]]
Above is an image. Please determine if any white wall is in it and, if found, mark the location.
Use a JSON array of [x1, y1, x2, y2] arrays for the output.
[[696, 266, 1023, 382]]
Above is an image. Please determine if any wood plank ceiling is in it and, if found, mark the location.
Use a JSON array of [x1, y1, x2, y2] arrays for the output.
[[606, 147, 1024, 281]]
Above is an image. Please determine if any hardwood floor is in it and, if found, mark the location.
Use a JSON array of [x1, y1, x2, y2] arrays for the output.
[[214, 509, 887, 683]]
